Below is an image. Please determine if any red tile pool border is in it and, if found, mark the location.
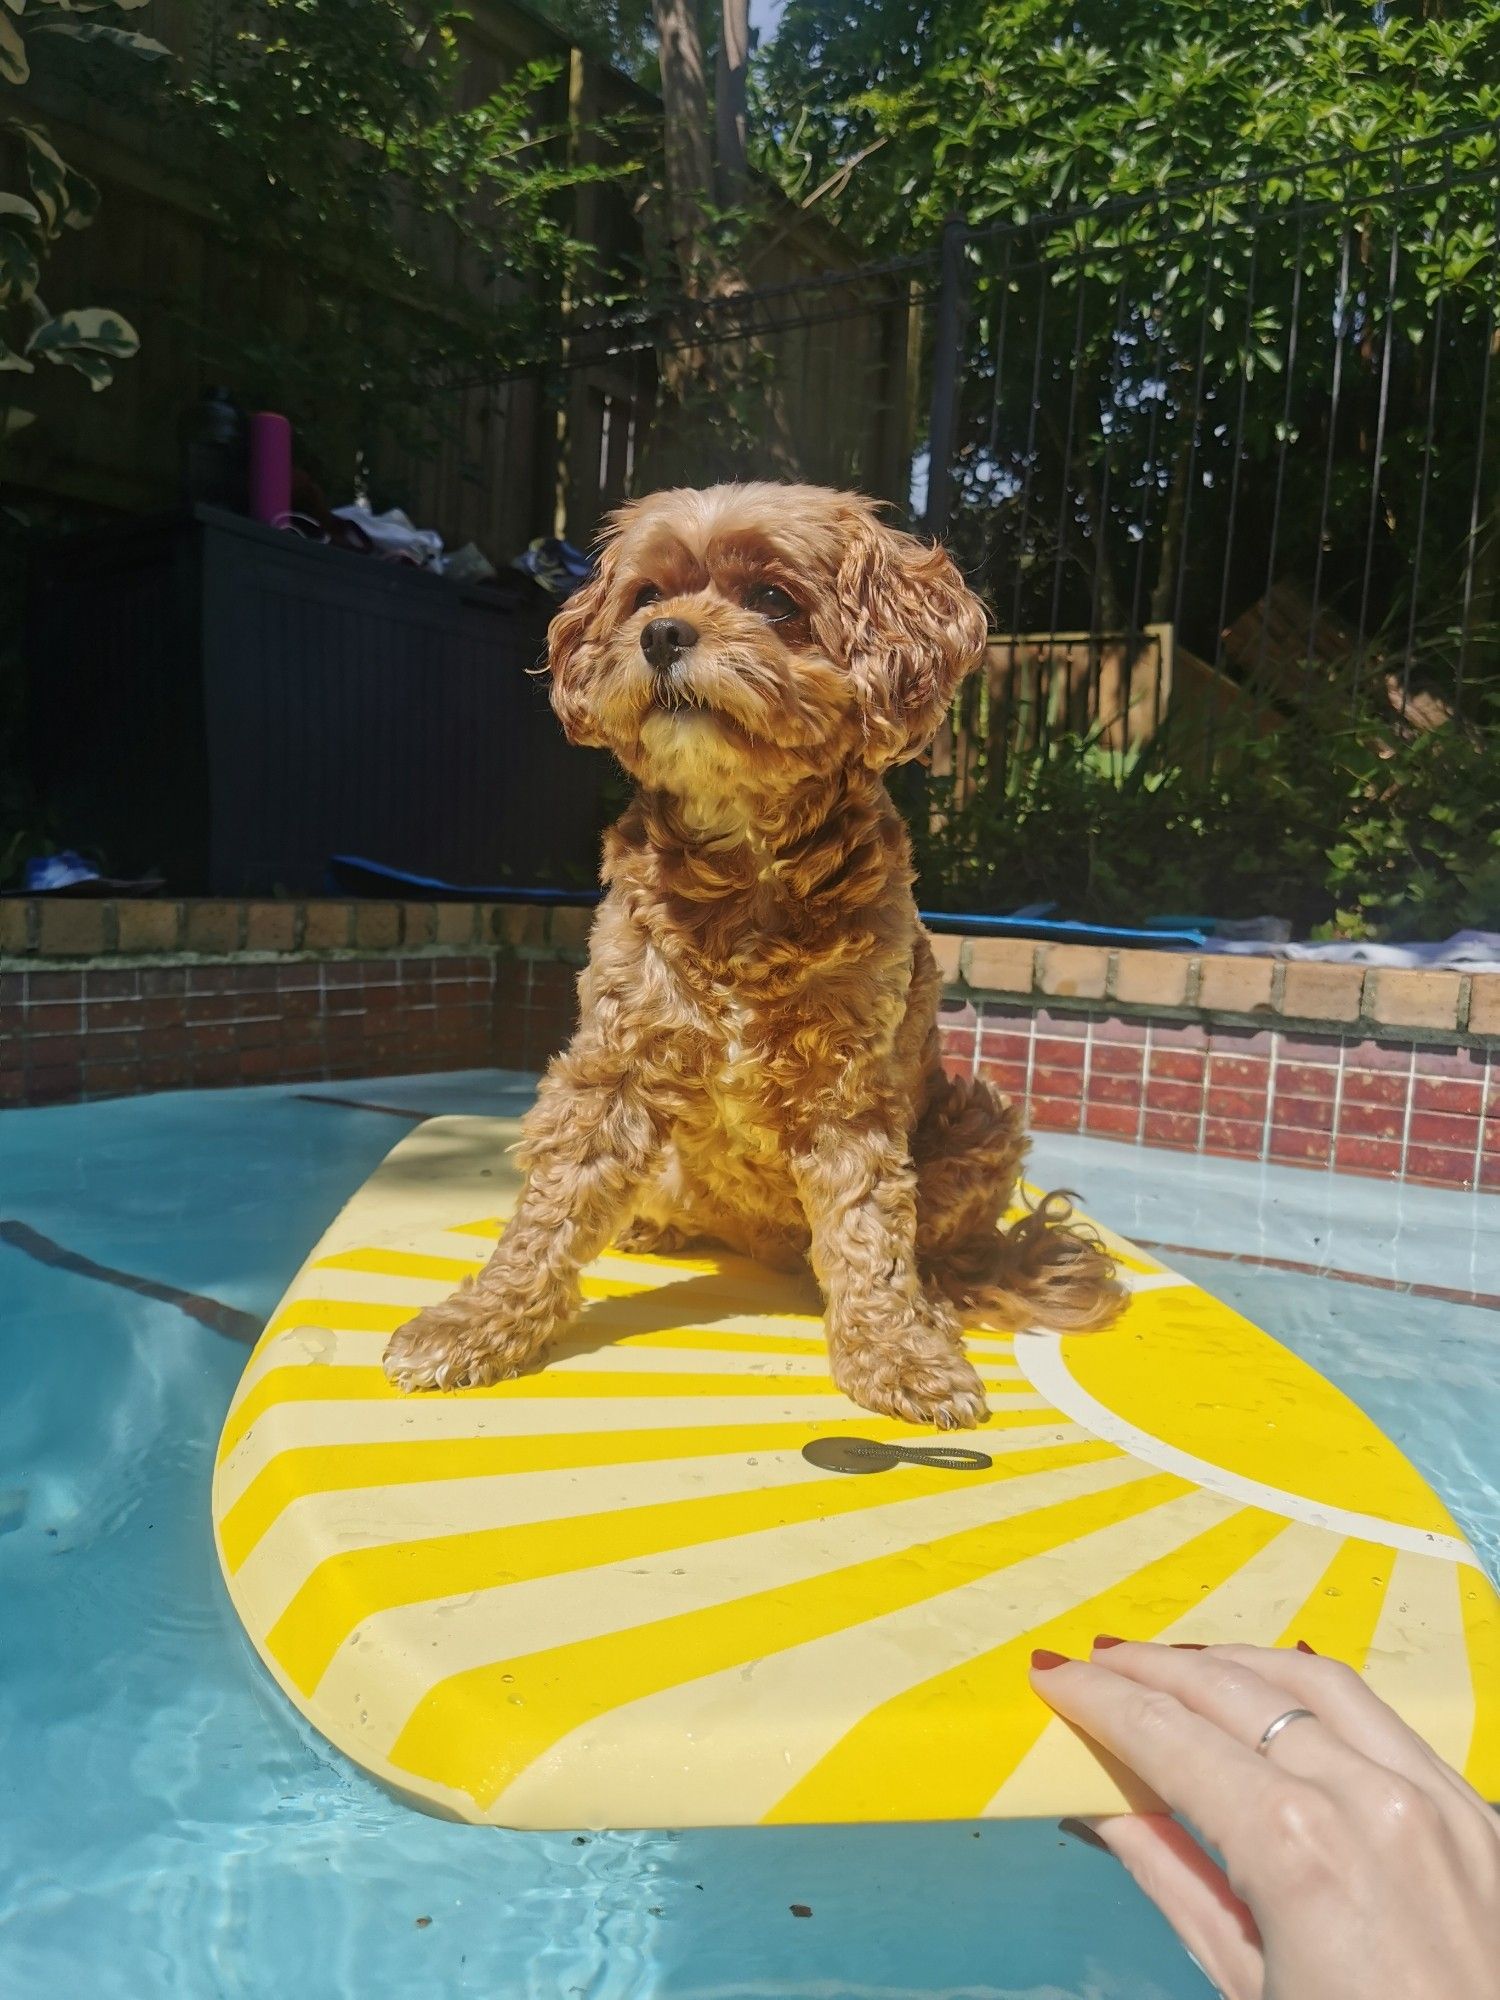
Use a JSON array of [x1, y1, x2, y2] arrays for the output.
[[2, 899, 1496, 1192], [940, 997, 1498, 1192], [0, 956, 501, 1105]]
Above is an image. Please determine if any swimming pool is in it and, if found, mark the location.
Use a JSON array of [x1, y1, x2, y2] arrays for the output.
[[3, 1070, 1496, 1999]]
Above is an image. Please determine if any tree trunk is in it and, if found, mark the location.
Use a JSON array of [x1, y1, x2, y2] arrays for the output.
[[639, 0, 795, 488], [715, 0, 749, 207], [651, 0, 714, 288]]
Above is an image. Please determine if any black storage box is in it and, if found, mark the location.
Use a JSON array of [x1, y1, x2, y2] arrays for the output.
[[25, 507, 609, 896]]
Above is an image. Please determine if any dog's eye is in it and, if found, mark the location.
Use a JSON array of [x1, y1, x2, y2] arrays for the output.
[[632, 582, 663, 612], [747, 583, 798, 622]]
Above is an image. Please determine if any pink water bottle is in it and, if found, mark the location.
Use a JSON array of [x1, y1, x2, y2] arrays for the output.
[[248, 411, 293, 527]]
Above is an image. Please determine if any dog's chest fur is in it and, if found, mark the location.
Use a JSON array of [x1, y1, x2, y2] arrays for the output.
[[640, 956, 907, 1251], [596, 785, 926, 1197], [660, 917, 914, 1173], [705, 988, 765, 1134]]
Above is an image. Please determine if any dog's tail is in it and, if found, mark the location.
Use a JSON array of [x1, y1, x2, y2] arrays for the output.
[[935, 1189, 1124, 1334]]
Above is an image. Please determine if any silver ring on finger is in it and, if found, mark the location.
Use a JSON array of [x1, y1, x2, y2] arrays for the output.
[[1255, 1706, 1317, 1757]]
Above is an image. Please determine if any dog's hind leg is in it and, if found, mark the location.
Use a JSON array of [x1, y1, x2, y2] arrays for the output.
[[914, 1068, 1122, 1333], [613, 1217, 700, 1256]]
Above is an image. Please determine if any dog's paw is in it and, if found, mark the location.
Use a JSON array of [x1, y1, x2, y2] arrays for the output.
[[833, 1345, 990, 1430], [613, 1218, 694, 1256], [382, 1294, 545, 1393]]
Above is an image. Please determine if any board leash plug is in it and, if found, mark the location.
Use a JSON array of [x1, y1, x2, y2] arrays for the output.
[[801, 1437, 994, 1475]]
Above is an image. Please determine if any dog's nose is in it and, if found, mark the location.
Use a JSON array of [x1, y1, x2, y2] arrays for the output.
[[641, 616, 699, 672]]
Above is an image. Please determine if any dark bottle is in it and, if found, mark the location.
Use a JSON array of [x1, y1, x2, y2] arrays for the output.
[[180, 387, 247, 511]]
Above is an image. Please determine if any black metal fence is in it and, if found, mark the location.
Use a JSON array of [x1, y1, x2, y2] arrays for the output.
[[922, 126, 1500, 778], [487, 123, 1500, 787]]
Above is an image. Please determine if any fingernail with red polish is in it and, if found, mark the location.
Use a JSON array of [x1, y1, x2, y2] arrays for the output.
[[1059, 1817, 1109, 1853], [1295, 1640, 1319, 1655], [1031, 1648, 1070, 1671], [1092, 1634, 1127, 1650]]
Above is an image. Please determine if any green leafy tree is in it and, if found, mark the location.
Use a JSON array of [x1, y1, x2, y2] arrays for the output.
[[0, 0, 168, 453], [762, 2, 1500, 932], [759, 1, 1500, 251], [759, 2, 1500, 683]]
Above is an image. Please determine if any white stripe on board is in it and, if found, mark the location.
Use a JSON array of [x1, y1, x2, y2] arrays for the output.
[[234, 1323, 1026, 1390], [309, 1456, 1163, 1761], [214, 1392, 1068, 1514], [1015, 1334, 1480, 1568], [983, 1519, 1345, 1817], [1121, 1271, 1192, 1294], [231, 1422, 1098, 1633], [1361, 1551, 1475, 1775], [493, 1490, 1236, 1828]]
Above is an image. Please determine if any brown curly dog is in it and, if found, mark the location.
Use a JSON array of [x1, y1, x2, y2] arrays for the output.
[[383, 482, 1120, 1427]]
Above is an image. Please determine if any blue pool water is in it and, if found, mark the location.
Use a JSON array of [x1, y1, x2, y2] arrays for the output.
[[2, 1071, 1497, 2000]]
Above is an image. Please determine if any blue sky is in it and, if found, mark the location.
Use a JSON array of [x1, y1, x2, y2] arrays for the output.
[[749, 0, 787, 44]]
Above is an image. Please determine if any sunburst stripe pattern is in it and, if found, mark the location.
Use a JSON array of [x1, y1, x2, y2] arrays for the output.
[[268, 1440, 1132, 1697], [210, 1117, 1500, 1825], [217, 1413, 1080, 1575], [389, 1473, 1199, 1810], [309, 1463, 1169, 1789]]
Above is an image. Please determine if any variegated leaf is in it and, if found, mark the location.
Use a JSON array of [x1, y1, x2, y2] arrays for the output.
[[0, 191, 40, 223], [50, 348, 114, 388], [9, 122, 69, 232], [1, 406, 35, 436], [0, 224, 39, 299], [0, 339, 33, 372], [60, 162, 99, 230], [27, 304, 140, 360], [0, 11, 29, 83], [33, 20, 168, 56]]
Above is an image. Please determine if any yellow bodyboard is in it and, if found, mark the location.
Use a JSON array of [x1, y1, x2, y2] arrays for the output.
[[212, 1116, 1500, 1827]]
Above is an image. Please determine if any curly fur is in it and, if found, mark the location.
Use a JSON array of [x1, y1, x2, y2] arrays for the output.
[[384, 482, 1121, 1427]]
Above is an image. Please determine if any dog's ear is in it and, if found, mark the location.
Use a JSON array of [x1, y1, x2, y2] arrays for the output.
[[546, 531, 623, 749], [827, 510, 988, 769]]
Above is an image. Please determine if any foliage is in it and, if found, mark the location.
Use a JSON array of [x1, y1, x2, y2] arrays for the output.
[[173, 0, 640, 487], [1314, 708, 1500, 938], [758, 2, 1500, 253], [900, 694, 1500, 941], [0, 0, 166, 449], [537, 0, 657, 86], [761, 0, 1500, 971], [758, 2, 1500, 676]]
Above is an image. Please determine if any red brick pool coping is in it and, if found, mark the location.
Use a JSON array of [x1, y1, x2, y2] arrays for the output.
[[2, 898, 1496, 1193]]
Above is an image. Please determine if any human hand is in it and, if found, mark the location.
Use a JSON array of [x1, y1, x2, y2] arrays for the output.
[[1028, 1639, 1500, 1999]]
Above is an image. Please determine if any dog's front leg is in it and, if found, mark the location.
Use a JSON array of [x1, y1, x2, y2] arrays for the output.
[[383, 1039, 666, 1391], [793, 1123, 988, 1430]]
